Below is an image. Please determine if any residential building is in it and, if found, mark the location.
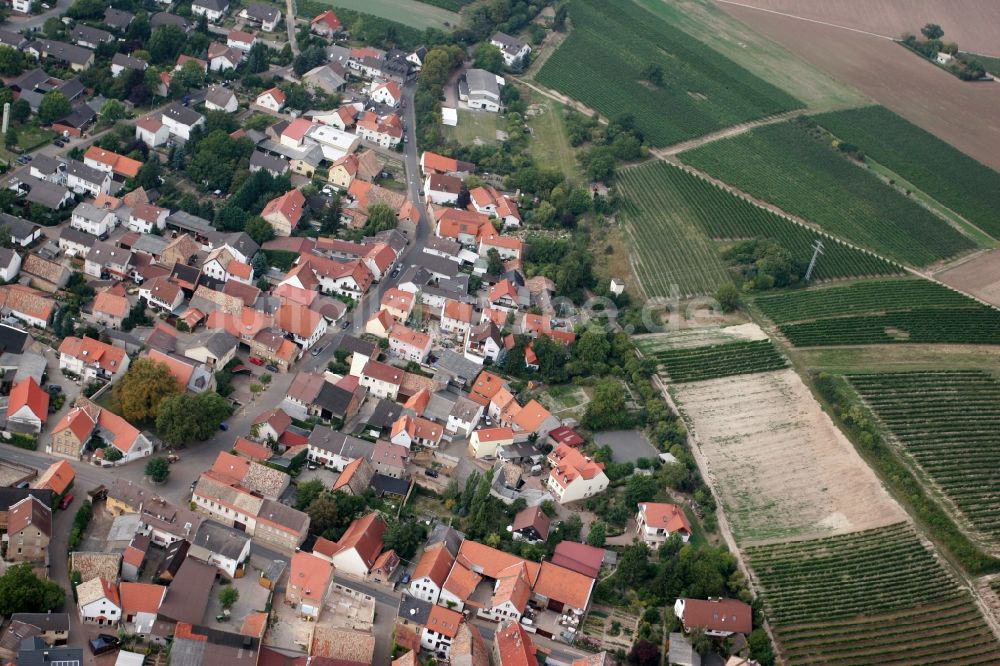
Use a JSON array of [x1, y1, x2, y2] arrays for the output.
[[77, 578, 121, 626], [409, 542, 453, 604], [370, 80, 402, 107], [357, 359, 403, 400], [261, 189, 305, 236], [161, 103, 205, 141], [188, 520, 251, 577], [128, 203, 168, 233], [306, 425, 373, 471], [310, 9, 341, 36], [510, 506, 550, 543], [388, 324, 431, 363], [492, 621, 538, 666], [421, 605, 463, 659], [424, 173, 462, 205], [372, 439, 409, 479], [6, 377, 49, 433], [322, 513, 387, 579], [446, 396, 483, 436], [6, 496, 51, 564], [286, 551, 333, 618], [420, 151, 475, 178], [240, 3, 281, 31], [673, 598, 752, 638], [470, 186, 521, 227], [255, 87, 286, 112], [208, 42, 242, 72], [65, 160, 111, 197], [191, 0, 229, 22], [58, 336, 130, 382], [275, 302, 327, 350], [119, 583, 166, 636], [469, 427, 513, 458], [226, 29, 256, 52], [83, 146, 141, 181], [637, 502, 692, 546], [138, 276, 184, 312], [546, 445, 609, 504], [70, 203, 117, 237], [135, 115, 169, 147], [490, 33, 531, 68]]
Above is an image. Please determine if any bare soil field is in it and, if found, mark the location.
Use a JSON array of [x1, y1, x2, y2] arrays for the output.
[[936, 249, 1000, 308], [717, 0, 1000, 55], [719, 2, 1000, 172], [671, 368, 906, 545]]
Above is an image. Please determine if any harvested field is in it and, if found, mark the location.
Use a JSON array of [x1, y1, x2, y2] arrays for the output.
[[719, 2, 1000, 172], [671, 368, 906, 544], [635, 323, 768, 353], [937, 250, 1000, 309], [717, 0, 1000, 55]]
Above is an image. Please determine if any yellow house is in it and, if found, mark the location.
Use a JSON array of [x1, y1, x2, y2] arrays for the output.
[[469, 427, 514, 458], [328, 155, 357, 190]]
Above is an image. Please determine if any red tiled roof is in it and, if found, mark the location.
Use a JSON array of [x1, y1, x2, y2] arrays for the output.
[[362, 359, 403, 386], [494, 621, 537, 666], [679, 598, 752, 635], [425, 605, 462, 639], [551, 541, 605, 579], [262, 189, 305, 227], [148, 349, 194, 391], [533, 561, 594, 611], [93, 290, 129, 318], [333, 513, 386, 569], [311, 10, 341, 30], [276, 302, 323, 339], [53, 406, 96, 444], [234, 437, 273, 462], [8, 377, 48, 421], [283, 118, 313, 142], [36, 460, 74, 495], [290, 551, 333, 603], [58, 336, 127, 374], [639, 502, 692, 535], [412, 543, 453, 587], [119, 582, 165, 614]]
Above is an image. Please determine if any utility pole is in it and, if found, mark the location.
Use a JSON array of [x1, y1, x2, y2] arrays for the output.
[[805, 239, 824, 282]]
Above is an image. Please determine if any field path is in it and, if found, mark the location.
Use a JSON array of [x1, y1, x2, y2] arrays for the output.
[[715, 0, 896, 40], [652, 108, 810, 156], [515, 78, 607, 123]]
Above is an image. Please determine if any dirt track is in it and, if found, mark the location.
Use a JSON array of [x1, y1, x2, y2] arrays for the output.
[[717, 0, 1000, 56], [719, 1, 1000, 172]]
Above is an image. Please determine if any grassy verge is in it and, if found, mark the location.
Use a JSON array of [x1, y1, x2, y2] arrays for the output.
[[520, 85, 582, 184]]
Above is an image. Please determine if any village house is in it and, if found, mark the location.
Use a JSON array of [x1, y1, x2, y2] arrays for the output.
[[65, 161, 111, 197], [255, 87, 286, 112], [119, 583, 166, 637], [6, 377, 49, 434], [673, 598, 752, 638], [306, 425, 373, 472], [357, 359, 403, 400], [637, 502, 692, 546], [469, 427, 514, 458], [424, 173, 463, 205], [70, 203, 116, 237], [208, 43, 243, 72], [370, 80, 403, 107], [471, 186, 521, 227], [77, 578, 121, 626], [286, 551, 333, 618], [58, 336, 130, 382], [188, 520, 251, 578], [317, 513, 387, 579], [510, 506, 550, 543], [128, 203, 169, 233], [420, 151, 475, 178], [275, 302, 327, 350], [492, 621, 537, 666], [546, 445, 609, 504], [261, 189, 305, 236], [446, 396, 483, 436], [409, 542, 454, 604], [310, 9, 341, 36], [226, 29, 256, 52], [421, 605, 463, 659], [5, 495, 51, 564], [138, 276, 184, 312], [490, 32, 532, 68], [192, 0, 229, 22], [161, 103, 205, 141], [388, 324, 431, 363]]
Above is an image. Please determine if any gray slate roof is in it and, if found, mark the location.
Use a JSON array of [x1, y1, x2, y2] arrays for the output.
[[192, 520, 250, 559], [307, 424, 373, 459]]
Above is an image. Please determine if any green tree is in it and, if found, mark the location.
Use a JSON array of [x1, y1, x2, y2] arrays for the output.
[[113, 358, 182, 422], [145, 458, 170, 482], [586, 522, 606, 547], [219, 586, 239, 609], [38, 91, 70, 125], [382, 521, 427, 560], [4, 126, 16, 149], [363, 203, 397, 234], [748, 629, 775, 666], [617, 543, 651, 588], [100, 99, 126, 123], [306, 493, 340, 537], [171, 59, 205, 93], [0, 48, 26, 76], [133, 159, 162, 191], [486, 248, 504, 275], [244, 217, 275, 245], [148, 26, 186, 65], [245, 42, 270, 73], [319, 197, 342, 235], [103, 447, 123, 462], [294, 479, 325, 510], [575, 329, 610, 371], [0, 564, 65, 616], [156, 392, 232, 445], [10, 99, 30, 124], [473, 42, 504, 73], [921, 23, 944, 40], [582, 378, 630, 430], [714, 282, 739, 313], [624, 474, 659, 506]]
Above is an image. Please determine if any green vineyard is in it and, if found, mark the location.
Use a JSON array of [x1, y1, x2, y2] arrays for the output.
[[748, 523, 1000, 665], [679, 121, 977, 266], [848, 371, 1000, 545], [779, 308, 1000, 346], [652, 339, 786, 383], [813, 106, 1000, 239], [535, 0, 801, 147], [619, 162, 902, 297]]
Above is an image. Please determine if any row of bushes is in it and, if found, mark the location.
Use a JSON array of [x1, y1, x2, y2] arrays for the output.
[[813, 372, 1000, 574], [67, 501, 93, 553], [2, 433, 37, 451]]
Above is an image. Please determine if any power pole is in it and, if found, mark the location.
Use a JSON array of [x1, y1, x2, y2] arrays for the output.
[[805, 239, 824, 282]]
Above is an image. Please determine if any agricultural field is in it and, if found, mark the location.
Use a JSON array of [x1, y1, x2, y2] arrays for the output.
[[753, 278, 980, 323], [679, 121, 977, 266], [619, 161, 902, 298], [653, 340, 787, 383], [748, 523, 1000, 665], [756, 279, 1000, 346], [719, 2, 1000, 173], [937, 249, 1000, 309], [535, 0, 801, 147], [812, 106, 1000, 239], [522, 90, 582, 183], [848, 370, 1000, 546], [629, 0, 865, 110], [671, 368, 906, 543], [415, 0, 473, 11], [315, 0, 459, 30], [635, 324, 768, 354]]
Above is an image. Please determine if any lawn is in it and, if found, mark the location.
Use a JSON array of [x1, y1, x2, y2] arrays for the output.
[[536, 0, 801, 146], [444, 110, 501, 145], [313, 0, 459, 30], [521, 87, 582, 183], [679, 120, 977, 266], [0, 124, 55, 163]]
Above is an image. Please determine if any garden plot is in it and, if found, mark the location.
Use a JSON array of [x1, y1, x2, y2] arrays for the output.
[[634, 323, 769, 354], [671, 368, 906, 544]]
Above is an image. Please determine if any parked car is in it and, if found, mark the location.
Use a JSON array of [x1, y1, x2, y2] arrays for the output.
[[340, 320, 351, 329], [265, 364, 279, 372], [310, 345, 325, 357], [58, 493, 74, 510], [219, 423, 229, 431], [248, 356, 265, 366], [89, 634, 119, 656], [424, 469, 439, 478]]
